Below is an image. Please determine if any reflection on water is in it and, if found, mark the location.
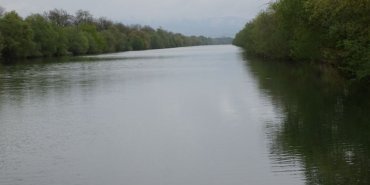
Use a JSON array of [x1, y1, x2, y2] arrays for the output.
[[0, 45, 369, 185], [244, 54, 370, 185], [0, 46, 301, 185]]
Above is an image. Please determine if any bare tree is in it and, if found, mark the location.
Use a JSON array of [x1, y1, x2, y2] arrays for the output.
[[74, 10, 93, 25], [96, 17, 113, 31], [45, 9, 73, 27]]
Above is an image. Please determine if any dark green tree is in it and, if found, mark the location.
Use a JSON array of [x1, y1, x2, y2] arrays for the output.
[[65, 27, 89, 55], [26, 14, 59, 57], [129, 31, 149, 50], [79, 23, 105, 54], [0, 32, 4, 58], [0, 8, 212, 60], [0, 11, 34, 58], [53, 26, 68, 56], [150, 33, 164, 49], [234, 0, 370, 80]]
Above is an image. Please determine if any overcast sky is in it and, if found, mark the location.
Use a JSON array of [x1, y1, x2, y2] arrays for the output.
[[1, 0, 271, 37]]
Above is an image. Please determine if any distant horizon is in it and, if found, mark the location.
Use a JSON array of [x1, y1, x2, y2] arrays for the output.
[[121, 16, 247, 38]]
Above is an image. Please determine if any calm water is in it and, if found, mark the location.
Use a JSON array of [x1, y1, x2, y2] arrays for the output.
[[0, 45, 369, 185]]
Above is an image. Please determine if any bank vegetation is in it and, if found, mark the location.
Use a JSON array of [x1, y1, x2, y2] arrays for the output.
[[0, 7, 220, 61], [233, 0, 370, 80]]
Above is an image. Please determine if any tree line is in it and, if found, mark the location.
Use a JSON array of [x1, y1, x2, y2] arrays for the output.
[[0, 7, 224, 60], [233, 0, 370, 80]]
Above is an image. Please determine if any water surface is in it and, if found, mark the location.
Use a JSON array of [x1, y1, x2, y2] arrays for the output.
[[0, 45, 369, 185]]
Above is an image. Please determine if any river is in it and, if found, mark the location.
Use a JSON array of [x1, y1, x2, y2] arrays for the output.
[[0, 45, 369, 185]]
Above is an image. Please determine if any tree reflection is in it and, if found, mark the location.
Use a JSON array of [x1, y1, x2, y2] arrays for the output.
[[0, 58, 99, 106], [243, 53, 370, 185]]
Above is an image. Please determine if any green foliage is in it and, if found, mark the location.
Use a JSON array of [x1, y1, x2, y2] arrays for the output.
[[106, 27, 129, 52], [26, 14, 58, 57], [0, 8, 213, 61], [234, 0, 370, 79], [0, 32, 3, 57], [79, 24, 105, 54], [100, 30, 116, 52], [150, 33, 164, 49], [65, 27, 89, 55], [245, 52, 370, 185], [129, 31, 150, 50], [0, 11, 34, 58], [54, 27, 68, 56]]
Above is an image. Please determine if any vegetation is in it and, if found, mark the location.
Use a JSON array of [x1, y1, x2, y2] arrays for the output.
[[245, 53, 370, 185], [233, 0, 370, 80], [0, 7, 225, 61]]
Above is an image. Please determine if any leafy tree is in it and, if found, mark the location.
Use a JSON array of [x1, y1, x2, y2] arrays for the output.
[[0, 11, 34, 58], [79, 24, 105, 54], [65, 27, 89, 55], [0, 32, 4, 57], [0, 8, 212, 60], [54, 27, 68, 56], [100, 26, 130, 52], [108, 26, 129, 51], [150, 33, 164, 49], [26, 14, 58, 57], [129, 31, 149, 50], [234, 0, 370, 79], [100, 29, 116, 52], [0, 6, 4, 57], [173, 34, 185, 47], [306, 0, 370, 78]]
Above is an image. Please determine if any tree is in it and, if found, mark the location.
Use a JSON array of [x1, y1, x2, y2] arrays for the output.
[[150, 33, 164, 49], [0, 8, 212, 59], [65, 27, 89, 55], [107, 26, 129, 51], [79, 24, 105, 54], [0, 6, 5, 57], [129, 31, 149, 50], [95, 17, 113, 31], [0, 11, 34, 58], [306, 0, 370, 78], [54, 27, 68, 56], [26, 14, 58, 57], [46, 9, 73, 27], [0, 32, 4, 57], [233, 0, 370, 79], [74, 10, 93, 25]]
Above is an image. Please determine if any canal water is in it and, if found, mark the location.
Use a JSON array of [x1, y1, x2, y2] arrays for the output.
[[0, 45, 369, 185]]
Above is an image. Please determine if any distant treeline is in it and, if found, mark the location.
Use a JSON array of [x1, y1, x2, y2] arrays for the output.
[[0, 7, 230, 60], [233, 0, 370, 80]]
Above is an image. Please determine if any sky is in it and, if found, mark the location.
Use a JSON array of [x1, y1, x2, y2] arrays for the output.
[[0, 0, 271, 37]]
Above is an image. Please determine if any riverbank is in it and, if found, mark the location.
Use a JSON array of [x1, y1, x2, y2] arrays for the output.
[[1, 45, 369, 185], [233, 0, 370, 80], [0, 8, 232, 61]]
